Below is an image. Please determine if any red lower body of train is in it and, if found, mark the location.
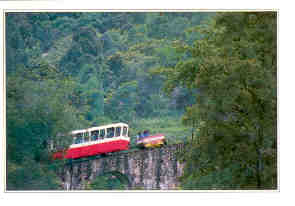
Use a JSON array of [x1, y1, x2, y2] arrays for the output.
[[52, 137, 130, 160]]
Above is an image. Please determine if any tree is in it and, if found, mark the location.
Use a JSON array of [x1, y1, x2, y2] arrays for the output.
[[6, 62, 88, 190], [104, 80, 138, 122], [160, 12, 277, 189], [5, 12, 222, 190]]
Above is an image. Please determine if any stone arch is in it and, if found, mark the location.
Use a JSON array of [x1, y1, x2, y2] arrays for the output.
[[62, 143, 185, 190], [90, 170, 131, 190], [106, 171, 131, 187]]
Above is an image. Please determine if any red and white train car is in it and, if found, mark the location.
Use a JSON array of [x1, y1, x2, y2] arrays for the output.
[[52, 123, 130, 160]]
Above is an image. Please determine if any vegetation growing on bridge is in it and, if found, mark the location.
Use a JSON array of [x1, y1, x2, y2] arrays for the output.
[[6, 12, 276, 190]]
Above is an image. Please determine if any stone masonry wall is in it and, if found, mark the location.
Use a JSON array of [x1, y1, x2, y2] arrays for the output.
[[61, 143, 185, 190]]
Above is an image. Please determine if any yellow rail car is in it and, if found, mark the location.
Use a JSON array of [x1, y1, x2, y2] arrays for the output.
[[136, 130, 166, 149]]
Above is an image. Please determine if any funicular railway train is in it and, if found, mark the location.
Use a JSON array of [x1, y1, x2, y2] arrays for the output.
[[52, 123, 166, 160]]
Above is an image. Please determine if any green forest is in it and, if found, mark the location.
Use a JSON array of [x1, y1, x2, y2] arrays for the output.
[[6, 12, 277, 190]]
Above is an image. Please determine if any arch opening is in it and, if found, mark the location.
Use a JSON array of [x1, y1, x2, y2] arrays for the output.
[[89, 171, 130, 190]]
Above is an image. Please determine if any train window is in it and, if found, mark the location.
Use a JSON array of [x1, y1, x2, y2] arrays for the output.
[[84, 132, 90, 142], [107, 127, 115, 138], [99, 129, 105, 139], [91, 130, 99, 141], [75, 133, 83, 144], [72, 135, 76, 144], [143, 130, 150, 137], [115, 127, 121, 137], [123, 127, 128, 136]]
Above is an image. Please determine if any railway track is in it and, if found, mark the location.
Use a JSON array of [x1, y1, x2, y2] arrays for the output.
[[61, 142, 185, 166]]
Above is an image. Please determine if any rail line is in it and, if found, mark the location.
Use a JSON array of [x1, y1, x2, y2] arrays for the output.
[[58, 142, 185, 166]]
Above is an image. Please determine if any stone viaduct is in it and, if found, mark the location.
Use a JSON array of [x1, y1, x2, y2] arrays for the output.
[[58, 143, 186, 190]]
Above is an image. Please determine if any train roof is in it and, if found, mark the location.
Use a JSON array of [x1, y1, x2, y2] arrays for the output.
[[71, 122, 129, 134]]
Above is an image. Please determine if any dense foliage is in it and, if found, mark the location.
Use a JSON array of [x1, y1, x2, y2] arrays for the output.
[[6, 12, 212, 190], [6, 12, 276, 190], [158, 12, 277, 189]]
